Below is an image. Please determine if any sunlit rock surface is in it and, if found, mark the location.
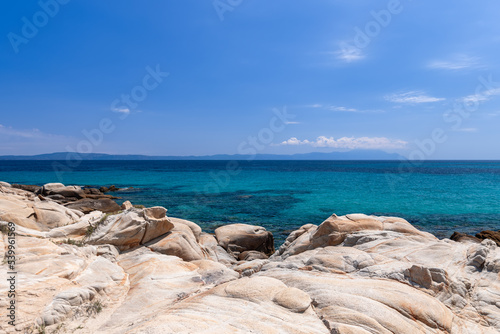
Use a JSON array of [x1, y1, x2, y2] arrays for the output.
[[0, 183, 499, 333]]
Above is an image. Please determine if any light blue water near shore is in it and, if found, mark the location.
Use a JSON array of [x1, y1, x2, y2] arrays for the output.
[[1, 160, 499, 243]]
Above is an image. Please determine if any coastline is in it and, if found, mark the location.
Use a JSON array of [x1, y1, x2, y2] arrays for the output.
[[1, 181, 500, 333], [2, 159, 500, 244]]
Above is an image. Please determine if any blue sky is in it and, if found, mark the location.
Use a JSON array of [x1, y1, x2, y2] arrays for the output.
[[1, 1, 499, 158]]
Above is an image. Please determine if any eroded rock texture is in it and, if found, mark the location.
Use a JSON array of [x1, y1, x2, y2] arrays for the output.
[[0, 183, 499, 333]]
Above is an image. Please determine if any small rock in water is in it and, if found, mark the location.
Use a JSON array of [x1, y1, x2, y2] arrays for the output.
[[476, 230, 500, 247], [450, 231, 481, 244]]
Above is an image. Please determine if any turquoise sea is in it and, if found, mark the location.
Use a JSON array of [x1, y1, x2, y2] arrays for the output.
[[1, 160, 499, 243]]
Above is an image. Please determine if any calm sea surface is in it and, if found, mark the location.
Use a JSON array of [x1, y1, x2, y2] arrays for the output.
[[1, 160, 499, 243]]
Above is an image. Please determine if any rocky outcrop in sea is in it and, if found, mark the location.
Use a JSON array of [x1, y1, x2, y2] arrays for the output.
[[0, 182, 499, 333]]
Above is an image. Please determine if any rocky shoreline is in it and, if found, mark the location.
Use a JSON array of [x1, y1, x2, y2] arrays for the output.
[[1, 182, 500, 333]]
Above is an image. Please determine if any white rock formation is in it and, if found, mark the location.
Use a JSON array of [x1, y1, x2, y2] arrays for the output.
[[0, 184, 84, 230], [0, 186, 499, 333]]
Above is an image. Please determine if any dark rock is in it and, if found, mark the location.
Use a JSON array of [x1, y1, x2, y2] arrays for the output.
[[99, 185, 121, 193], [476, 230, 500, 247], [12, 184, 41, 193], [84, 194, 119, 200], [40, 183, 85, 199], [450, 232, 481, 244], [84, 188, 102, 195], [65, 198, 121, 214], [46, 194, 66, 201]]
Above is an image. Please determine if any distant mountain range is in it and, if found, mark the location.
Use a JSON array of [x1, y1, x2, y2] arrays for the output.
[[0, 150, 404, 160]]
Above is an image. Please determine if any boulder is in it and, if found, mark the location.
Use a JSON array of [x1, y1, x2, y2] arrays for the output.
[[115, 275, 324, 334], [476, 230, 500, 247], [273, 213, 436, 259], [450, 231, 481, 244], [215, 223, 274, 258], [0, 181, 11, 187], [0, 186, 84, 230], [99, 185, 119, 192], [40, 183, 85, 199], [147, 218, 206, 261], [170, 217, 202, 242], [32, 201, 84, 229], [83, 188, 102, 195], [198, 232, 238, 265], [65, 198, 121, 214], [12, 183, 41, 193], [121, 200, 133, 210]]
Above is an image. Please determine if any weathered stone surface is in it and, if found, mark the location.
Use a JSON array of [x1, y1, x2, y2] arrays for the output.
[[120, 200, 133, 210], [266, 215, 500, 333], [171, 217, 202, 241], [12, 183, 41, 193], [65, 198, 121, 214], [274, 213, 437, 259], [83, 188, 101, 195], [40, 183, 85, 199], [100, 185, 119, 193], [0, 181, 11, 188], [215, 223, 275, 257], [451, 231, 481, 244], [0, 185, 84, 230], [239, 250, 268, 261], [199, 232, 238, 265], [86, 207, 174, 250], [476, 230, 500, 246], [146, 218, 206, 261], [1, 185, 500, 334]]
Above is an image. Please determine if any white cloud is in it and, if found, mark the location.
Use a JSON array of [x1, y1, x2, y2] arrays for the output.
[[460, 88, 500, 104], [0, 124, 45, 138], [334, 44, 365, 63], [305, 104, 383, 113], [328, 106, 358, 112], [112, 107, 131, 114], [0, 124, 76, 155], [280, 136, 407, 150], [385, 91, 445, 104], [306, 104, 323, 108], [428, 55, 482, 70]]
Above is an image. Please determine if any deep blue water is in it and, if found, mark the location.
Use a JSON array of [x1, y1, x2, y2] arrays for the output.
[[1, 160, 499, 243]]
